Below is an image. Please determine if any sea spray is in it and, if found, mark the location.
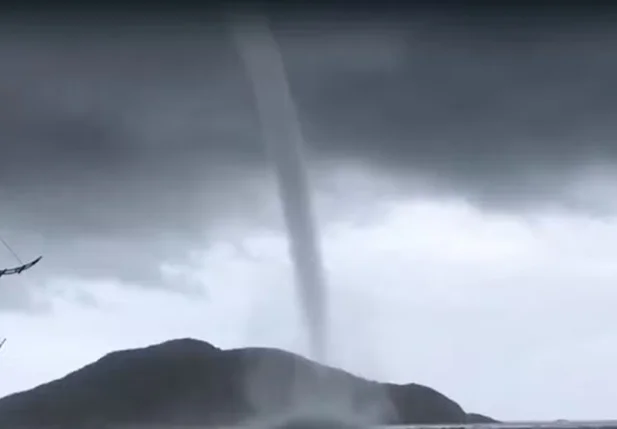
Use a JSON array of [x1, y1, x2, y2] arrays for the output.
[[232, 15, 328, 363]]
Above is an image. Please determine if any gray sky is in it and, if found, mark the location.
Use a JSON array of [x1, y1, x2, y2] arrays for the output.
[[1, 12, 617, 421]]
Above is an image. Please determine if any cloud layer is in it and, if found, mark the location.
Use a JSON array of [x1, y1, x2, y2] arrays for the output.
[[3, 17, 616, 215]]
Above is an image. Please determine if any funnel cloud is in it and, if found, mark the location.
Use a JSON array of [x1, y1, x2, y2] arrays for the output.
[[233, 16, 328, 363]]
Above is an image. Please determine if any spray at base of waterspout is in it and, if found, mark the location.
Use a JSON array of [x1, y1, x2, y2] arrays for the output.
[[244, 389, 386, 429], [270, 416, 370, 429]]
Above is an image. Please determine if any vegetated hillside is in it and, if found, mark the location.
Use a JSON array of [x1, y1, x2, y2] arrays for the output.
[[0, 338, 482, 427]]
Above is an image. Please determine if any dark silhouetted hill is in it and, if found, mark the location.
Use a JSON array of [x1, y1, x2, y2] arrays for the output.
[[467, 413, 500, 423], [0, 338, 481, 427]]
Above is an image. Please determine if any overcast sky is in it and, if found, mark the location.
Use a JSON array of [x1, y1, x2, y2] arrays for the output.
[[1, 9, 617, 422]]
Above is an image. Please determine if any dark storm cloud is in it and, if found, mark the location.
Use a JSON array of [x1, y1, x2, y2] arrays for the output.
[[0, 28, 274, 300], [282, 19, 617, 211], [0, 22, 408, 298], [1, 13, 616, 308]]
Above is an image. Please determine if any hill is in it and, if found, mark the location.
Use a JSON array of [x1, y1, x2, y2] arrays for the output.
[[0, 338, 489, 427], [467, 413, 500, 423]]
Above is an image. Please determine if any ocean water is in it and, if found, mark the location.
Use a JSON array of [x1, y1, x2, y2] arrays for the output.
[[104, 422, 617, 429], [383, 423, 617, 429]]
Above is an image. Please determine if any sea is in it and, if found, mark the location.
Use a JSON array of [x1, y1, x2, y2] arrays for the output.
[[106, 422, 617, 429]]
